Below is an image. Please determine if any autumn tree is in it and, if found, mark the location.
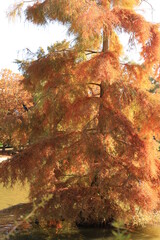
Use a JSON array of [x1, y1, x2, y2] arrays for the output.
[[0, 69, 32, 149], [1, 0, 160, 226]]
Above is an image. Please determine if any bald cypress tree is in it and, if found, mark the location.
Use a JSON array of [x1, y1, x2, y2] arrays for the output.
[[1, 0, 160, 226]]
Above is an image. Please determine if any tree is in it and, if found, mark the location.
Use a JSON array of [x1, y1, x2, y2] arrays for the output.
[[0, 69, 32, 150], [1, 0, 160, 226]]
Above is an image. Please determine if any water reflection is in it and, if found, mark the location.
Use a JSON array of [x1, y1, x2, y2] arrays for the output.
[[0, 156, 29, 210], [0, 183, 29, 211], [5, 228, 113, 240], [4, 226, 160, 240], [133, 226, 160, 240]]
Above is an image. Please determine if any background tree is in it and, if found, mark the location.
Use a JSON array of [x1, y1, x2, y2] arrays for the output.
[[1, 0, 160, 226], [0, 69, 32, 150]]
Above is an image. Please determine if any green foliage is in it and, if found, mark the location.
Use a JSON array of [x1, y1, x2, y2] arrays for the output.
[[148, 77, 160, 93], [47, 40, 70, 52], [112, 222, 131, 240], [36, 47, 45, 59]]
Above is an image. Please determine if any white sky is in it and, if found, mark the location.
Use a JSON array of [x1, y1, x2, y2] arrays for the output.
[[0, 1, 69, 72], [0, 0, 160, 73]]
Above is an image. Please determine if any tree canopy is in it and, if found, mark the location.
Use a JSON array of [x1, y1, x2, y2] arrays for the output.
[[1, 0, 160, 227], [0, 69, 32, 149]]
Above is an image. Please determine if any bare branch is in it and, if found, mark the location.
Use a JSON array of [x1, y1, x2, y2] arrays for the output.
[[85, 50, 101, 54]]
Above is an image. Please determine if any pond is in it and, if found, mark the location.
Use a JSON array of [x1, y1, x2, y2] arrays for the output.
[[0, 156, 160, 240], [5, 226, 160, 240], [0, 156, 29, 211]]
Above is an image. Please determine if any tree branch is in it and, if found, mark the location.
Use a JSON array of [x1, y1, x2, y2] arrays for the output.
[[85, 50, 101, 54], [88, 82, 101, 87]]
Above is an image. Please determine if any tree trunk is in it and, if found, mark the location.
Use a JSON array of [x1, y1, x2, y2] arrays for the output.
[[91, 30, 110, 187], [102, 28, 109, 53], [98, 28, 110, 134]]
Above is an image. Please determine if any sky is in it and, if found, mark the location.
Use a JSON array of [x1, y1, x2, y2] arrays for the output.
[[0, 1, 69, 72], [0, 0, 160, 73]]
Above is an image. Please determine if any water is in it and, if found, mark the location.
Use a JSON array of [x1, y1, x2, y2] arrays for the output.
[[0, 155, 29, 210], [6, 226, 160, 240], [0, 156, 160, 239], [0, 183, 29, 211]]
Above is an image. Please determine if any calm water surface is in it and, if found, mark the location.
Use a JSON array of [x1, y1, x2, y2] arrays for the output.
[[0, 156, 160, 239], [7, 226, 160, 240], [0, 182, 29, 211], [0, 156, 29, 210]]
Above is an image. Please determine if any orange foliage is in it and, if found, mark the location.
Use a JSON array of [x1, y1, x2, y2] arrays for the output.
[[0, 69, 32, 148], [2, 0, 160, 227]]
